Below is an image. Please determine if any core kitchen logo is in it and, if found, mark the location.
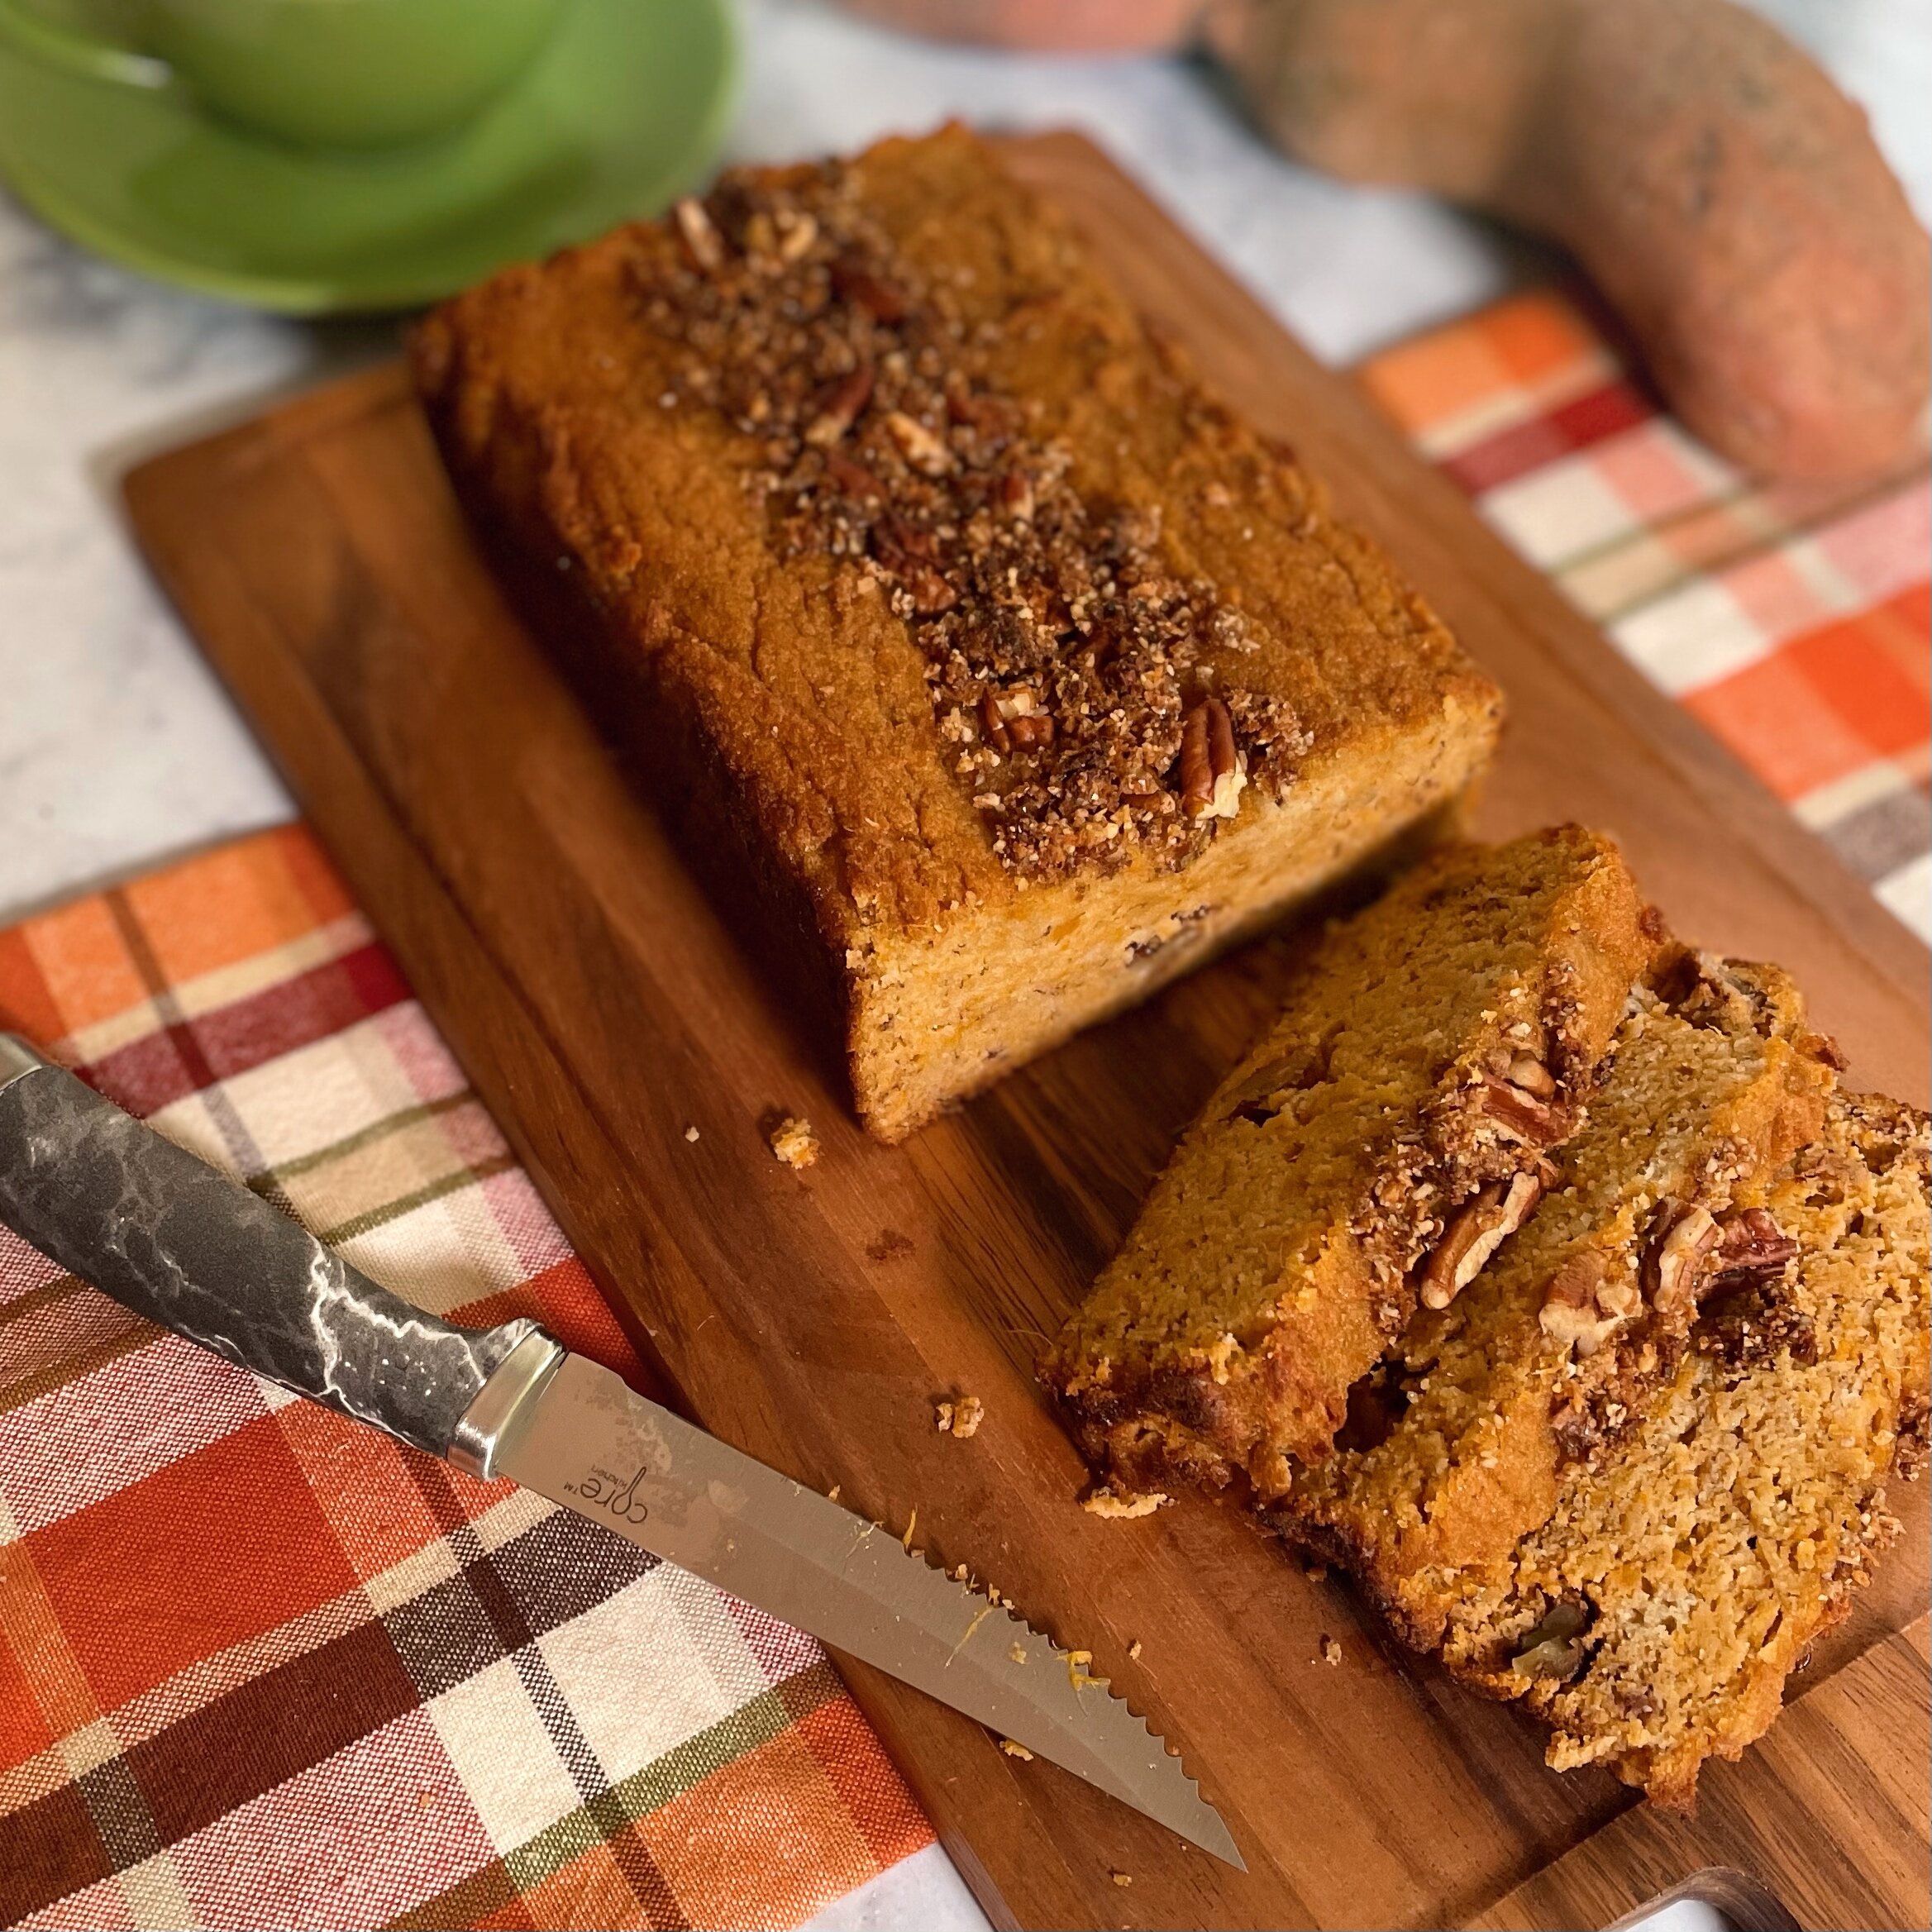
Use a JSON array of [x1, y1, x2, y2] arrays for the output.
[[567, 1462, 651, 1524]]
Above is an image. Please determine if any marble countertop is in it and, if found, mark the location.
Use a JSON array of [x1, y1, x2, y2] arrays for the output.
[[0, 2, 1925, 1925]]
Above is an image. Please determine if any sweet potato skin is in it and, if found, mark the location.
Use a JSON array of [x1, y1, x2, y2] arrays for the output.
[[1214, 0, 1930, 481]]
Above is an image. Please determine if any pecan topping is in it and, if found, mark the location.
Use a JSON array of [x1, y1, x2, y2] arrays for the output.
[[673, 196, 723, 272], [978, 687, 1053, 752], [637, 161, 1309, 881], [884, 409, 953, 476], [1505, 1055, 1557, 1098], [804, 364, 874, 446], [1478, 1075, 1566, 1145], [830, 254, 908, 322], [1646, 1200, 1722, 1316], [1180, 697, 1245, 820], [1538, 1249, 1639, 1357], [1419, 1168, 1543, 1310], [904, 563, 959, 615], [1699, 1280, 1818, 1369], [822, 449, 884, 499], [774, 208, 818, 262], [1707, 1206, 1798, 1290]]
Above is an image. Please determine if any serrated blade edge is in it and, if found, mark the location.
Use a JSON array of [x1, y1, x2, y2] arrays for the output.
[[495, 1354, 1241, 1868]]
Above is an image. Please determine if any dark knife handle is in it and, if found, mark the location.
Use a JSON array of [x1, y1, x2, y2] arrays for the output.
[[0, 1036, 547, 1460]]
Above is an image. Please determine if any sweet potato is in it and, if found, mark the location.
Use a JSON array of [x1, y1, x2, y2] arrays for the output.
[[1209, 0, 1930, 480], [837, 0, 1201, 52]]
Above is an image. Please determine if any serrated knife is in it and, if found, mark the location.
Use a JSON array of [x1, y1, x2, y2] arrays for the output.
[[0, 1033, 1240, 1870]]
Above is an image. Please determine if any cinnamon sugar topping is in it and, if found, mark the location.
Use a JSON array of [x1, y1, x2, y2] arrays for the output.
[[635, 162, 1308, 879]]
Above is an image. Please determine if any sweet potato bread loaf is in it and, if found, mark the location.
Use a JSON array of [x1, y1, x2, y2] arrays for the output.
[[413, 126, 1503, 1139], [1041, 828, 1654, 1503]]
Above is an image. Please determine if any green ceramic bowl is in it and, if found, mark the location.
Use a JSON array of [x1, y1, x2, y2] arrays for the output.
[[0, 0, 738, 312]]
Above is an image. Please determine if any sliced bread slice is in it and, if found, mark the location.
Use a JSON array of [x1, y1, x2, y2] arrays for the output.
[[1438, 1089, 1929, 1806], [1041, 826, 1653, 1504]]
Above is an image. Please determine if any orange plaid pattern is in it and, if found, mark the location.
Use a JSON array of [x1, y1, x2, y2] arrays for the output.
[[0, 828, 928, 1930], [1360, 288, 1930, 937]]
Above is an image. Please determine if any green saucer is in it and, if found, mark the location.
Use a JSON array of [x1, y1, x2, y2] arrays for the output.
[[0, 0, 737, 313]]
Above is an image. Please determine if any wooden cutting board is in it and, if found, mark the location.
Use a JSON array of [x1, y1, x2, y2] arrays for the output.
[[122, 131, 1929, 1932]]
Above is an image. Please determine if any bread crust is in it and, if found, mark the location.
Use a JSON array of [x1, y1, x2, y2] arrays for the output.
[[413, 126, 1501, 1137]]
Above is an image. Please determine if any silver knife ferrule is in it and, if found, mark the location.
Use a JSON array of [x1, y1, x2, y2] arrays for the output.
[[447, 1329, 570, 1479], [0, 1034, 47, 1095]]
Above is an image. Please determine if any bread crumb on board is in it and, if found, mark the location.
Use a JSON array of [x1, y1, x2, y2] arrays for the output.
[[999, 1737, 1033, 1760], [1128, 1638, 1143, 1661], [936, 1394, 985, 1438], [683, 1124, 700, 1143], [1111, 1871, 1133, 1887], [1319, 1634, 1343, 1667], [1081, 1486, 1169, 1519], [769, 1115, 819, 1168]]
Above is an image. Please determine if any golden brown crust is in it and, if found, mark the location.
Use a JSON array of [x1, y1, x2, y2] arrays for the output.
[[413, 125, 1501, 1137]]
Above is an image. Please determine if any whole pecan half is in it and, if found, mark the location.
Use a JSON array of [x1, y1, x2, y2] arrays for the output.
[[1478, 1075, 1566, 1145], [1419, 1168, 1544, 1310], [1179, 697, 1244, 819]]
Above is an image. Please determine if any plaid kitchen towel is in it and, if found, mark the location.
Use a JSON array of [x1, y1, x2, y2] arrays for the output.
[[1359, 285, 1931, 940], [0, 828, 930, 1931], [1, 284, 1927, 1932]]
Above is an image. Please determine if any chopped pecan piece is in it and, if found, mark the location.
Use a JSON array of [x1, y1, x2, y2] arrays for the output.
[[1478, 1076, 1567, 1145], [1646, 1200, 1722, 1316], [1419, 1168, 1543, 1310], [774, 208, 818, 261], [673, 196, 724, 272], [831, 255, 908, 322], [1510, 1600, 1592, 1682], [1538, 1249, 1637, 1358], [1226, 1039, 1330, 1124], [804, 364, 874, 446], [1506, 1054, 1557, 1098], [980, 687, 1051, 751], [823, 449, 884, 499], [1707, 1206, 1798, 1290], [905, 564, 959, 615], [884, 409, 953, 476], [999, 467, 1035, 522]]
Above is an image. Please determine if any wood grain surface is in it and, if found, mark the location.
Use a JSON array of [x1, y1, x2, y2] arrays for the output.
[[122, 131, 1929, 1932]]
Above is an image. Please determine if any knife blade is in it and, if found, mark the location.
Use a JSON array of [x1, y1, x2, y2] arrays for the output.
[[0, 1033, 1241, 1869]]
